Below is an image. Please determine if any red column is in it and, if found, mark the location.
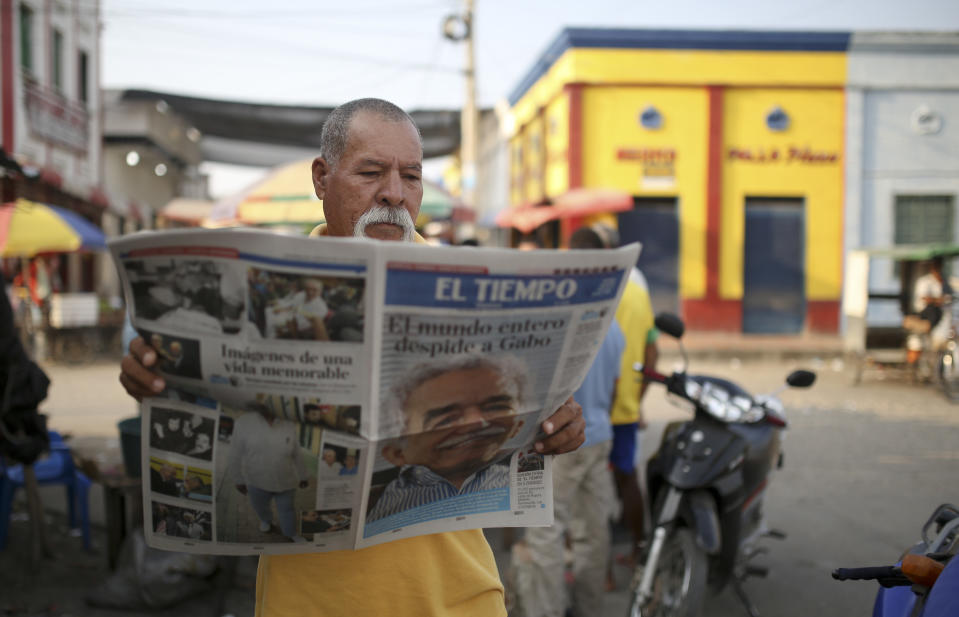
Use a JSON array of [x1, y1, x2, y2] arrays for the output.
[[565, 83, 582, 190], [682, 85, 741, 331]]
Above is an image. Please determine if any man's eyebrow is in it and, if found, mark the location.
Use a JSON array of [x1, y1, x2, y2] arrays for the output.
[[355, 159, 422, 172], [421, 394, 516, 426]]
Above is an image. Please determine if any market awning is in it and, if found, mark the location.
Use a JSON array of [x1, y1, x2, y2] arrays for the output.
[[206, 159, 323, 226], [495, 188, 634, 234], [159, 198, 214, 225]]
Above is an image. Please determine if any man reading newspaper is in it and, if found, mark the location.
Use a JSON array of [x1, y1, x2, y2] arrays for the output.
[[119, 98, 586, 617]]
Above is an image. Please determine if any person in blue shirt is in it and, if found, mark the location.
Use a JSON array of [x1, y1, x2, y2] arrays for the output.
[[339, 449, 359, 476]]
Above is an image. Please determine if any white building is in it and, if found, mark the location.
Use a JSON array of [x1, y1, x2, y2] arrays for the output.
[[102, 89, 207, 230], [0, 0, 107, 293], [844, 32, 959, 326]]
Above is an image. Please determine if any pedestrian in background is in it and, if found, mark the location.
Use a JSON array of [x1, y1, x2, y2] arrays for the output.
[[512, 226, 626, 617]]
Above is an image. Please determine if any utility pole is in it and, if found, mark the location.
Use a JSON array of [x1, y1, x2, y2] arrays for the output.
[[461, 0, 478, 210], [443, 0, 479, 210]]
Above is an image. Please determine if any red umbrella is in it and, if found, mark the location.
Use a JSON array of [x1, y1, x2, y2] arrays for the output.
[[551, 187, 633, 217], [494, 202, 556, 234]]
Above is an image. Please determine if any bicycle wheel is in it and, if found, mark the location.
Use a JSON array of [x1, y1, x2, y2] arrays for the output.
[[938, 346, 959, 401]]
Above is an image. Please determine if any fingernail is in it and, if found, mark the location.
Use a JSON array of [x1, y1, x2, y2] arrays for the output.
[[153, 379, 165, 392], [534, 442, 544, 452], [144, 351, 156, 365], [543, 421, 554, 434]]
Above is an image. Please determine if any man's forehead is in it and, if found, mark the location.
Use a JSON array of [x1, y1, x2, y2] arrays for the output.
[[344, 112, 422, 159]]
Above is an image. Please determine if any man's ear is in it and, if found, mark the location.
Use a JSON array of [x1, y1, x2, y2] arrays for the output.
[[381, 442, 407, 467], [312, 156, 330, 199]]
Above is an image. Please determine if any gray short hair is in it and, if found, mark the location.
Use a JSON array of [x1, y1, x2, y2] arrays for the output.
[[382, 354, 530, 436], [320, 98, 422, 168]]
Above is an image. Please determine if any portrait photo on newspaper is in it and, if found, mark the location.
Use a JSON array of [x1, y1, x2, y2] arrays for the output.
[[123, 257, 245, 335], [246, 267, 365, 343], [364, 353, 546, 532]]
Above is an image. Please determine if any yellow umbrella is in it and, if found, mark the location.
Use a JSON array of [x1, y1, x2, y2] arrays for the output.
[[1, 198, 106, 257]]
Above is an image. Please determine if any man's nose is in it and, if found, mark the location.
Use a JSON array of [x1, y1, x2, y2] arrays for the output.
[[377, 169, 404, 207], [460, 405, 490, 428]]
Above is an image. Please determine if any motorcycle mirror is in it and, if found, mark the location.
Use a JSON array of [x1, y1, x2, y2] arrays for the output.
[[654, 313, 685, 339], [786, 370, 816, 388]]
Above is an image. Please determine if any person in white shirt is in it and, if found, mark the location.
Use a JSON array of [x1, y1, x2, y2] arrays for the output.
[[318, 447, 343, 479], [908, 256, 954, 365], [292, 278, 330, 340], [228, 402, 310, 542]]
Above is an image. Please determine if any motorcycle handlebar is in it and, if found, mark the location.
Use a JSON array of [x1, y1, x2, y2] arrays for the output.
[[638, 364, 669, 384], [832, 566, 911, 588], [635, 363, 686, 398]]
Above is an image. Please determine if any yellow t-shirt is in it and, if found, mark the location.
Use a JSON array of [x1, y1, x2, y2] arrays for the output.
[[256, 531, 506, 616], [610, 269, 656, 425], [257, 224, 505, 617]]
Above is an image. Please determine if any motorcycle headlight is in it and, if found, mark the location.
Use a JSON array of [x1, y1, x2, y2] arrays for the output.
[[696, 381, 763, 423]]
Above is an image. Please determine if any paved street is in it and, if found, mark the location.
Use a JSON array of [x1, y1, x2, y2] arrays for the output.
[[2, 350, 958, 616]]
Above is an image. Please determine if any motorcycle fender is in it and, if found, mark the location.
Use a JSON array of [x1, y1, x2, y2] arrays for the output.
[[686, 490, 721, 555]]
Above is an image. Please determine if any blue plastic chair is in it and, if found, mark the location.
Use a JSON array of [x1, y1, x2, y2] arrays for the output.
[[0, 430, 91, 550]]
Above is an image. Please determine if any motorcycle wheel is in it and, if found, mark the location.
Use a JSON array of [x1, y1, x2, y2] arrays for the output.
[[938, 347, 959, 401], [627, 527, 708, 617]]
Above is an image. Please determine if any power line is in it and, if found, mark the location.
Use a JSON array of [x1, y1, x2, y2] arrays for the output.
[[101, 11, 464, 75], [78, 0, 454, 20]]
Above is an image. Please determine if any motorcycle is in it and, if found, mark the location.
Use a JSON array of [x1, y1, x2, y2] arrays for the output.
[[627, 313, 816, 617], [832, 503, 959, 617]]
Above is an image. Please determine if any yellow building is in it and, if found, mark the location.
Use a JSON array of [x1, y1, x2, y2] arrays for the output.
[[507, 29, 848, 333]]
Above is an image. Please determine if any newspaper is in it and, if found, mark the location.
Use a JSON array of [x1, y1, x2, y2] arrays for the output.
[[109, 228, 640, 555]]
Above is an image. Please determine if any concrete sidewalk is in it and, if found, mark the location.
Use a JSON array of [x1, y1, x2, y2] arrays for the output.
[[668, 331, 844, 360], [0, 498, 259, 617]]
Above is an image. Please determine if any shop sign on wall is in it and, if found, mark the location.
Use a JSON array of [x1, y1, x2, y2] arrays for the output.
[[617, 147, 676, 188], [726, 145, 839, 164]]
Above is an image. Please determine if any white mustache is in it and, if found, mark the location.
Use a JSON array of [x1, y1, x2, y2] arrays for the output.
[[354, 206, 416, 242], [436, 424, 507, 450]]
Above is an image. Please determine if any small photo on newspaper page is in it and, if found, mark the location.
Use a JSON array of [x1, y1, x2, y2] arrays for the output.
[[148, 405, 216, 462], [142, 400, 220, 549], [151, 499, 213, 543], [246, 267, 366, 343], [139, 329, 204, 381], [123, 256, 246, 336], [309, 432, 366, 547]]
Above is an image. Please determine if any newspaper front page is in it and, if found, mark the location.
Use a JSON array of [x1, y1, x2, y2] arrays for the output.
[[109, 228, 639, 555]]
